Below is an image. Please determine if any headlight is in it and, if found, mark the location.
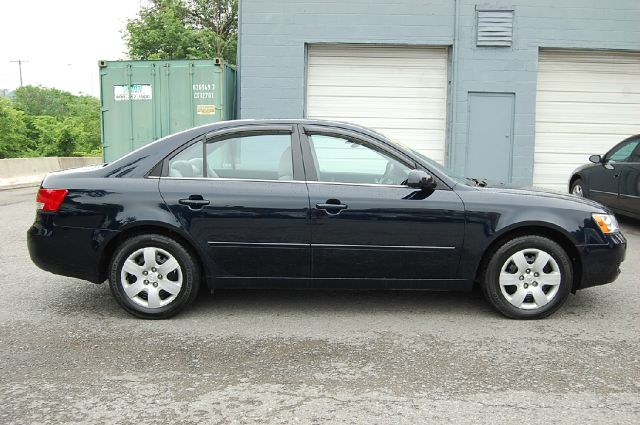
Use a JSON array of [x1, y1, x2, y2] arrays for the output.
[[592, 213, 619, 234]]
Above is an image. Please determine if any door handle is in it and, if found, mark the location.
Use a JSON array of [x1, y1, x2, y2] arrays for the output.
[[179, 195, 210, 209], [316, 201, 348, 215]]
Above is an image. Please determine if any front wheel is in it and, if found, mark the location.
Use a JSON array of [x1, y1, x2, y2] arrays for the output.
[[571, 179, 585, 197], [108, 234, 200, 319], [482, 235, 573, 319]]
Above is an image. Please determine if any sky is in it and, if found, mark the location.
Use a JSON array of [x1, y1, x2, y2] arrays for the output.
[[0, 0, 146, 97]]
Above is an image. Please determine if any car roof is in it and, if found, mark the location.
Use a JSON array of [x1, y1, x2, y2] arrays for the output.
[[195, 118, 391, 140]]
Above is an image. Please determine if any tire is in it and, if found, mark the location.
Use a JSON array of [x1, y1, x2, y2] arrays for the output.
[[482, 235, 573, 319], [108, 234, 200, 319], [570, 179, 585, 197]]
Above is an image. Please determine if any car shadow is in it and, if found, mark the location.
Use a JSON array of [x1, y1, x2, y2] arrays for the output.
[[48, 280, 501, 320], [188, 287, 491, 317], [48, 278, 609, 322]]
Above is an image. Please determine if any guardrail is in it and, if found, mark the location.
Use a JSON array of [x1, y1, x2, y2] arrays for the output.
[[0, 157, 102, 190]]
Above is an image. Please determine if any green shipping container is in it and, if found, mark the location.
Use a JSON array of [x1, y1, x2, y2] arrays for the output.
[[99, 59, 236, 162]]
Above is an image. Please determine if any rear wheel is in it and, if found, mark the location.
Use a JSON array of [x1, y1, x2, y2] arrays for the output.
[[571, 179, 585, 197], [482, 235, 572, 319], [108, 234, 200, 319]]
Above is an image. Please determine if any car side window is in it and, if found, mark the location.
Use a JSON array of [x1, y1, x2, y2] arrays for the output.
[[205, 133, 293, 180], [607, 140, 640, 163], [308, 134, 410, 185], [168, 141, 204, 178]]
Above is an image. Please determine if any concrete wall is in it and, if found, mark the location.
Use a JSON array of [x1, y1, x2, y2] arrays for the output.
[[239, 0, 640, 184], [0, 157, 102, 189]]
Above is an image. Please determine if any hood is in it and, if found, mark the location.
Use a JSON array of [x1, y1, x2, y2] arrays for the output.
[[472, 180, 609, 211]]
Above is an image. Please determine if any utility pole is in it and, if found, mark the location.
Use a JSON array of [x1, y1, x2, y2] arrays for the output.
[[10, 60, 27, 87]]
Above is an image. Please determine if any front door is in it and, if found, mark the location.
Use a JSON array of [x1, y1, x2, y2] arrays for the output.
[[159, 125, 311, 279], [615, 138, 640, 215], [300, 126, 465, 284], [590, 138, 640, 209]]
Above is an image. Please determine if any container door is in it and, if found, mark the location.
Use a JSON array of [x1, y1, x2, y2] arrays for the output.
[[160, 61, 225, 137], [100, 63, 159, 162]]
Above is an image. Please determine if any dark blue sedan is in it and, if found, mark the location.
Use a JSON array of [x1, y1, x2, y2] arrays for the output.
[[28, 120, 626, 319]]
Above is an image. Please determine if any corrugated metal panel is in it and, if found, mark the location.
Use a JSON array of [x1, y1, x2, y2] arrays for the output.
[[477, 10, 514, 47], [534, 50, 640, 192], [100, 60, 236, 163], [306, 45, 448, 164]]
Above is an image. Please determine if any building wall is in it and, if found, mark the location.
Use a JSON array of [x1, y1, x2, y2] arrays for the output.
[[239, 0, 640, 183]]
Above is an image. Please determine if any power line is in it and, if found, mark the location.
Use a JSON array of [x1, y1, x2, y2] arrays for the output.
[[9, 60, 28, 87]]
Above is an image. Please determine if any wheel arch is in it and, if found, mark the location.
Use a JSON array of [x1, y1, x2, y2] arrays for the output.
[[569, 174, 583, 192], [98, 222, 209, 285], [473, 224, 583, 293]]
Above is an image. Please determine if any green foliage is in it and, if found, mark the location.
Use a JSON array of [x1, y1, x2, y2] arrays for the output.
[[13, 86, 74, 117], [124, 0, 238, 64], [0, 86, 101, 158], [0, 98, 29, 159]]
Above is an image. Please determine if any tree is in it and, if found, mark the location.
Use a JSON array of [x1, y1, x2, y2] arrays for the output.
[[12, 86, 75, 117], [2, 86, 102, 158], [0, 98, 29, 159], [124, 0, 238, 64]]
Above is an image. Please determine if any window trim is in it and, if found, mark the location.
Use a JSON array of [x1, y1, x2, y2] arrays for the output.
[[298, 124, 450, 189], [300, 125, 416, 181], [160, 125, 304, 181]]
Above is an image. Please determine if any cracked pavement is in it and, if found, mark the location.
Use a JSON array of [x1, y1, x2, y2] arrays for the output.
[[1, 187, 639, 424]]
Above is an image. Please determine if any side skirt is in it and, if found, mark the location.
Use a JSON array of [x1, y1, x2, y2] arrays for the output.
[[208, 277, 473, 291]]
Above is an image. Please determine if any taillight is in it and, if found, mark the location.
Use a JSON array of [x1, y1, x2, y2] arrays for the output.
[[36, 189, 69, 212]]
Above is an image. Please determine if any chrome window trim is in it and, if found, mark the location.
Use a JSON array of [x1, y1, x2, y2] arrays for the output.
[[307, 181, 408, 189], [151, 176, 306, 184], [151, 175, 411, 188]]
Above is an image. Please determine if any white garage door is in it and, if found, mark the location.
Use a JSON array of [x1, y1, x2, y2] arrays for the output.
[[306, 45, 448, 164], [534, 50, 640, 192]]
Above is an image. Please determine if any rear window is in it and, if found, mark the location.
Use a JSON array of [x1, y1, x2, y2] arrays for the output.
[[167, 133, 293, 181]]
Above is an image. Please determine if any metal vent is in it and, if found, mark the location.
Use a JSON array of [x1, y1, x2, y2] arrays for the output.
[[477, 10, 514, 47]]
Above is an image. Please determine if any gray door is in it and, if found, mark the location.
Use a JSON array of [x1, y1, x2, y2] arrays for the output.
[[466, 92, 515, 183]]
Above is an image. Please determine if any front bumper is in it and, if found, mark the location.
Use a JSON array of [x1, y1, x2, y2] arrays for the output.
[[577, 232, 626, 290]]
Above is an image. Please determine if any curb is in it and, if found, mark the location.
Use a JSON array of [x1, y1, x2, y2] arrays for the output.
[[0, 182, 40, 191]]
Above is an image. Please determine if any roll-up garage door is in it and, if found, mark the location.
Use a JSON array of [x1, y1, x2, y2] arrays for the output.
[[534, 50, 640, 191], [306, 45, 449, 164]]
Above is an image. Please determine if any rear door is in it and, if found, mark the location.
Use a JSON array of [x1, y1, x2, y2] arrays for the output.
[[299, 125, 465, 284], [159, 125, 311, 280]]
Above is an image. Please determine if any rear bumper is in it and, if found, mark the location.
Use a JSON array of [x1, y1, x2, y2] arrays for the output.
[[27, 217, 117, 283], [577, 232, 626, 290]]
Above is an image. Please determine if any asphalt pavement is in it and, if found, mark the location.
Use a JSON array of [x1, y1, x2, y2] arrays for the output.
[[1, 186, 639, 424]]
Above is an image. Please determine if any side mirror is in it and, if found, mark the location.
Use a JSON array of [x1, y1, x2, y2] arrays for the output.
[[589, 154, 603, 164], [407, 170, 437, 190]]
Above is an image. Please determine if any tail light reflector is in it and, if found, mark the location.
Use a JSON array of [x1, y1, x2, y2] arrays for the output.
[[36, 189, 69, 212]]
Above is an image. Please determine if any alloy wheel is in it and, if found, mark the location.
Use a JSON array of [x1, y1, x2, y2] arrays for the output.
[[571, 184, 584, 197]]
